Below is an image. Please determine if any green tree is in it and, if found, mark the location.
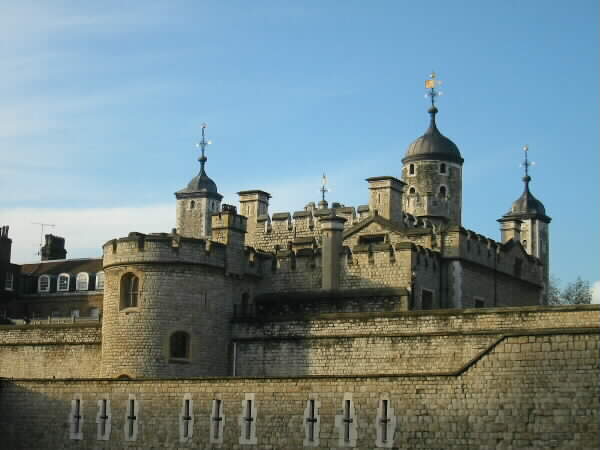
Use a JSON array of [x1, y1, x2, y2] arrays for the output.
[[548, 275, 592, 305]]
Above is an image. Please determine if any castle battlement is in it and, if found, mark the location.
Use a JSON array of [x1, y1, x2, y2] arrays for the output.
[[102, 232, 227, 269]]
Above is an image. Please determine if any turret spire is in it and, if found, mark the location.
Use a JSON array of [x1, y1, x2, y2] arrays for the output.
[[196, 123, 212, 175], [520, 144, 535, 189], [425, 71, 443, 130]]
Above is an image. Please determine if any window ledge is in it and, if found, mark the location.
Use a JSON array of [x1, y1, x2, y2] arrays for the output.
[[169, 358, 191, 364], [121, 307, 140, 314]]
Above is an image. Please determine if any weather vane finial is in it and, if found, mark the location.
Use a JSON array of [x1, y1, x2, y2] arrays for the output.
[[196, 123, 212, 174], [320, 173, 328, 202], [425, 71, 443, 107], [520, 145, 535, 179]]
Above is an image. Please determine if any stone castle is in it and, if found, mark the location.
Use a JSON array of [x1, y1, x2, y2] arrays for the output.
[[0, 84, 597, 449]]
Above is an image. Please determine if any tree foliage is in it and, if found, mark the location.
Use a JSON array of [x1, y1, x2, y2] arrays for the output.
[[548, 276, 592, 305]]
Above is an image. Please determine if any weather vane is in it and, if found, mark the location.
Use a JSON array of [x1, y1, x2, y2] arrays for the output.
[[425, 71, 443, 107], [196, 123, 212, 172], [320, 173, 328, 202], [520, 145, 535, 178]]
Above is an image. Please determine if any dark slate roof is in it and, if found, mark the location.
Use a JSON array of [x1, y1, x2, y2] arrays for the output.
[[403, 107, 463, 164], [176, 168, 219, 195], [21, 258, 103, 276], [503, 176, 550, 222]]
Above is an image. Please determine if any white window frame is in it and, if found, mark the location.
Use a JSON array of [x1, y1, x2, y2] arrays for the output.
[[38, 274, 50, 293], [95, 271, 105, 290], [4, 272, 14, 291], [58, 273, 70, 292], [76, 272, 89, 291]]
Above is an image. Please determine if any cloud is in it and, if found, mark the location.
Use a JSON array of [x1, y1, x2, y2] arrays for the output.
[[592, 281, 600, 304], [3, 205, 174, 264]]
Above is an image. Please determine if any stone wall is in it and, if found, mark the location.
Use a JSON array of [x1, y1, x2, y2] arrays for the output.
[[1, 325, 597, 449], [0, 324, 101, 379], [232, 306, 599, 377]]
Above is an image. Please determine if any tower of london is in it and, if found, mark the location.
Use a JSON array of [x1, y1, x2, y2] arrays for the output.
[[0, 82, 597, 450]]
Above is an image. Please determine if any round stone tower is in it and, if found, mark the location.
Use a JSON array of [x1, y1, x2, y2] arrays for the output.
[[100, 233, 236, 378], [401, 106, 464, 226]]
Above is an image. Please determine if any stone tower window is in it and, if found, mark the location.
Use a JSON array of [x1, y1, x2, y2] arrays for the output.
[[439, 163, 447, 174], [409, 164, 415, 175], [58, 273, 70, 291], [190, 200, 195, 209], [408, 187, 416, 195], [170, 331, 190, 359], [76, 272, 89, 291], [438, 185, 447, 198], [120, 273, 139, 309], [38, 274, 50, 293]]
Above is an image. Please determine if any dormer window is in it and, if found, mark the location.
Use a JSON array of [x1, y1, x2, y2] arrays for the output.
[[439, 163, 447, 174], [76, 272, 89, 291], [4, 272, 14, 291], [58, 273, 70, 292], [38, 275, 50, 293], [409, 164, 415, 175], [95, 271, 105, 290]]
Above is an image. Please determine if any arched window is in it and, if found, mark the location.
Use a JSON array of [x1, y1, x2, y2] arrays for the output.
[[76, 272, 89, 291], [409, 187, 416, 195], [438, 186, 447, 198], [439, 163, 447, 174], [409, 164, 415, 175], [58, 273, 70, 292], [95, 271, 105, 290], [120, 273, 139, 309], [190, 200, 195, 209], [38, 275, 50, 293], [170, 331, 190, 359]]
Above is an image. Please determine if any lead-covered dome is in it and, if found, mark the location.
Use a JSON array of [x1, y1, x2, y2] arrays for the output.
[[504, 176, 548, 218], [403, 107, 463, 164], [179, 170, 218, 194]]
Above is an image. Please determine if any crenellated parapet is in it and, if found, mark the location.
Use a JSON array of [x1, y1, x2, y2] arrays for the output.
[[103, 232, 227, 270], [443, 227, 543, 286]]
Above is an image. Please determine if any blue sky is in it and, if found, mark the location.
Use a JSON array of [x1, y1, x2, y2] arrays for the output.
[[1, 1, 598, 294]]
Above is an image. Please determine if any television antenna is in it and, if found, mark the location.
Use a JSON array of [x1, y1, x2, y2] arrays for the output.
[[32, 222, 55, 255]]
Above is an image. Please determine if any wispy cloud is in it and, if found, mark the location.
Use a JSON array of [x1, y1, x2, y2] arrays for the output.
[[3, 205, 174, 264]]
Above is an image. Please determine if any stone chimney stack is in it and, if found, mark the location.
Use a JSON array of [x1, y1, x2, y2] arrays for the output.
[[498, 217, 522, 244], [41, 234, 67, 261], [238, 190, 271, 239], [319, 214, 346, 290], [0, 225, 12, 263], [211, 204, 248, 275], [367, 176, 405, 224]]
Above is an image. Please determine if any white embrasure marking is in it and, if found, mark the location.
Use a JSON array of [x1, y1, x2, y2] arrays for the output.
[[68, 394, 84, 440], [334, 393, 357, 447], [209, 395, 225, 444], [303, 395, 321, 447], [124, 394, 140, 442], [96, 397, 112, 441], [238, 393, 257, 445], [179, 393, 194, 443], [374, 395, 397, 448]]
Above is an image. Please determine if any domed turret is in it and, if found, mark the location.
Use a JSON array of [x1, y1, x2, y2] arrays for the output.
[[401, 97, 464, 226], [498, 145, 551, 304], [505, 175, 547, 217], [403, 106, 464, 165], [175, 124, 223, 239]]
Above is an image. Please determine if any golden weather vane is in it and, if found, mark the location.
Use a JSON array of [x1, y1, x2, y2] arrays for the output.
[[425, 71, 443, 107]]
